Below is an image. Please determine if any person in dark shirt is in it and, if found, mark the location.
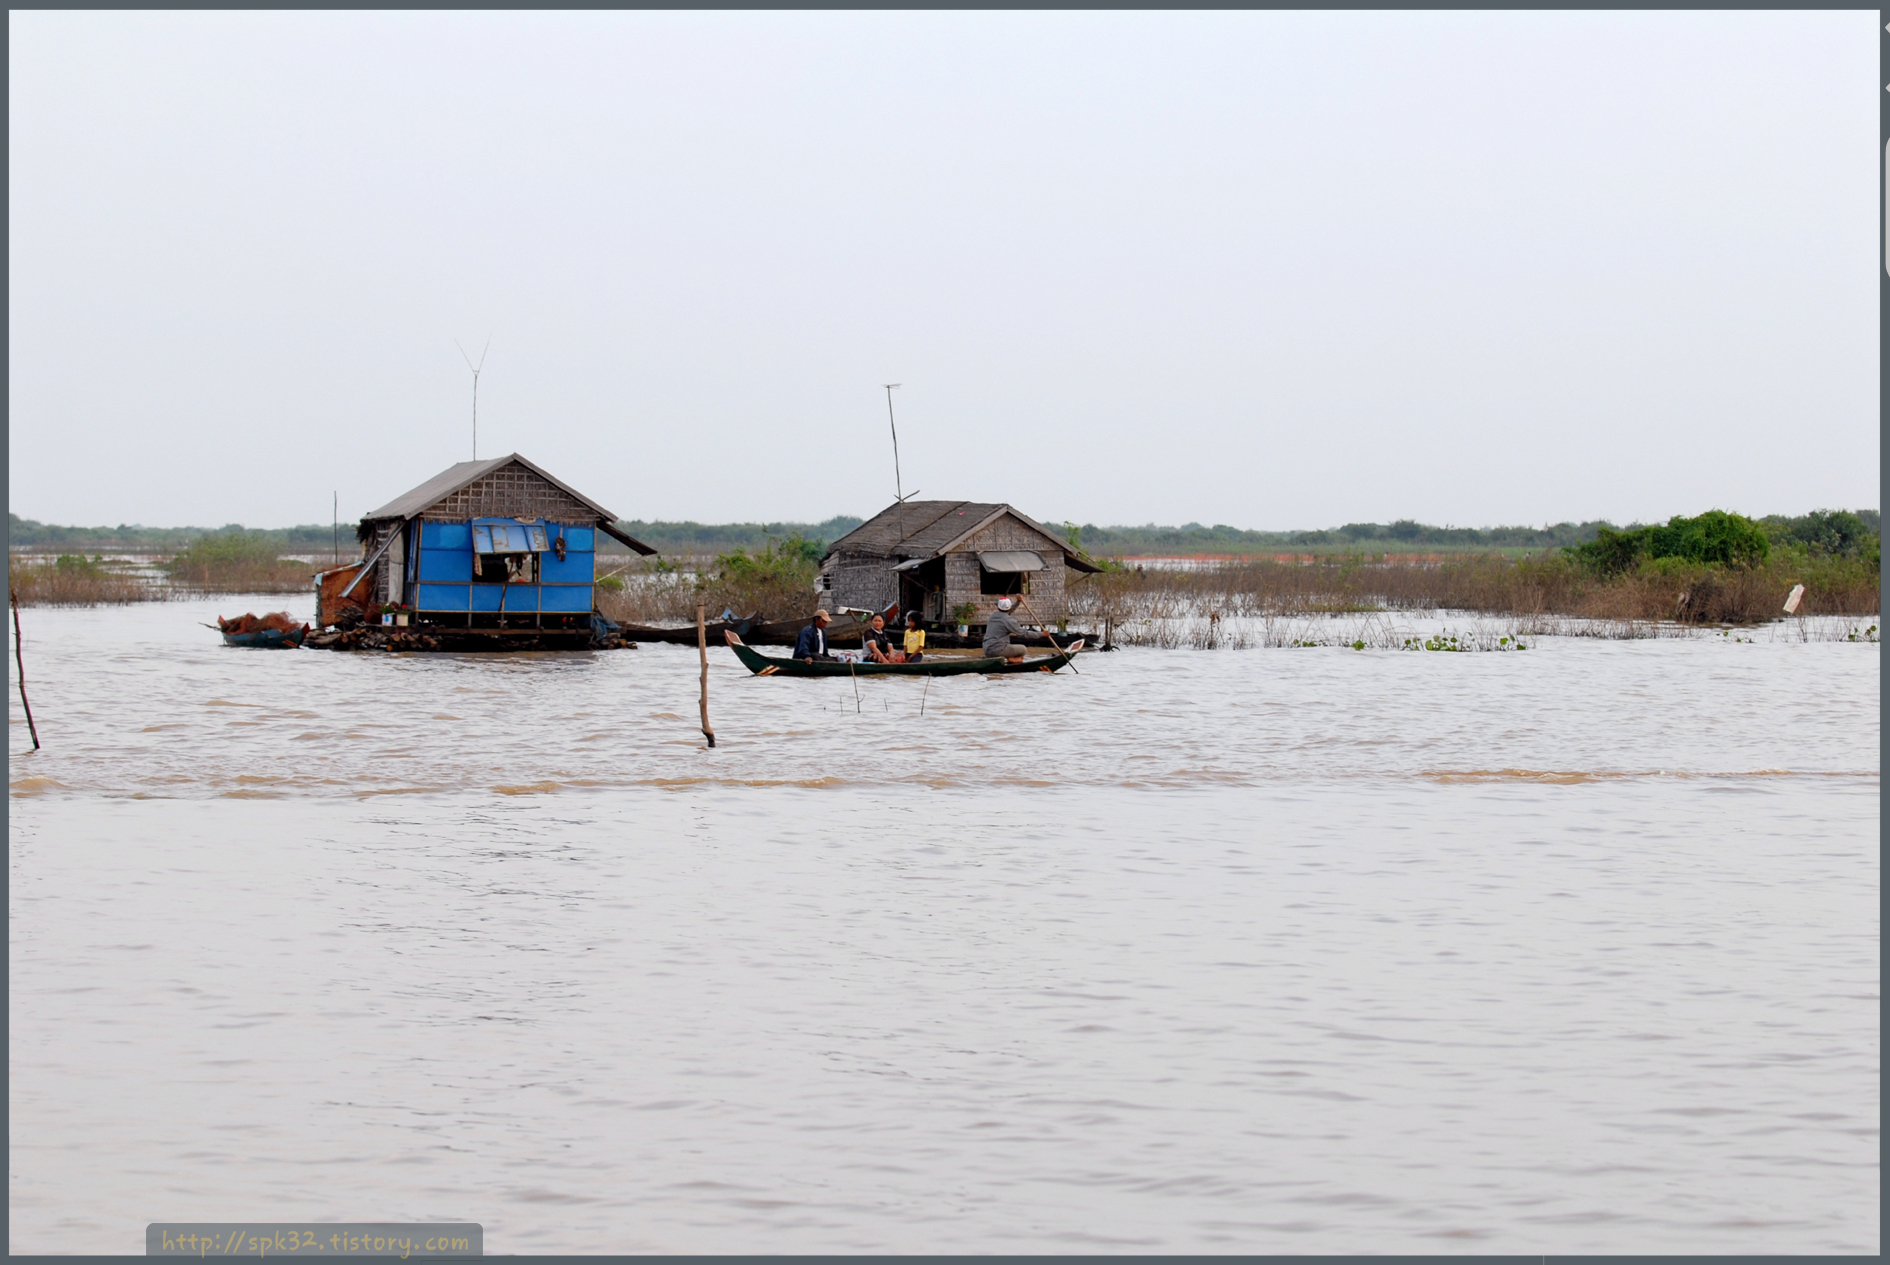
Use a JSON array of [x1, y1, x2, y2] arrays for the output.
[[794, 609, 833, 662], [863, 614, 896, 663]]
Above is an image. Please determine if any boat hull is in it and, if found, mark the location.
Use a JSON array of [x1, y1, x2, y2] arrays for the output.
[[726, 635, 1081, 677], [221, 627, 307, 649]]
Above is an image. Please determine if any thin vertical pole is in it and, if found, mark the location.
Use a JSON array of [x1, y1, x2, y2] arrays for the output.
[[333, 492, 339, 567], [697, 603, 715, 748], [457, 338, 489, 461], [11, 589, 40, 750], [883, 384, 903, 503]]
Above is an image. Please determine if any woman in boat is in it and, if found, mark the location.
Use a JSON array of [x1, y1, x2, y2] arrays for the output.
[[863, 614, 896, 664], [900, 610, 925, 664]]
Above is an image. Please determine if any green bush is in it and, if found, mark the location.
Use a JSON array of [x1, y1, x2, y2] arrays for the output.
[[53, 554, 110, 578], [696, 533, 822, 620], [1646, 509, 1769, 567], [1566, 526, 1647, 576], [1568, 510, 1769, 574], [1762, 509, 1879, 565]]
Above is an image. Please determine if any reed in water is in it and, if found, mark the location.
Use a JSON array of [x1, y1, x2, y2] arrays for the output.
[[1069, 551, 1880, 633], [7, 555, 156, 606]]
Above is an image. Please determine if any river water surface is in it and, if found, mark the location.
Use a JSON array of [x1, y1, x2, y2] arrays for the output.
[[9, 599, 1879, 1252]]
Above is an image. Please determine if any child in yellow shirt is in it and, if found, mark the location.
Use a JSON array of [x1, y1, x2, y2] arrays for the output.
[[901, 610, 926, 663]]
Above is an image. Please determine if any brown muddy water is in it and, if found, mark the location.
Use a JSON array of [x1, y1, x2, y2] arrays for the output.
[[9, 597, 1879, 1253]]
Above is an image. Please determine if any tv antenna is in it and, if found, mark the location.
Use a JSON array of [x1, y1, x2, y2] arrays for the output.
[[883, 383, 920, 548], [456, 337, 490, 460], [883, 384, 905, 503]]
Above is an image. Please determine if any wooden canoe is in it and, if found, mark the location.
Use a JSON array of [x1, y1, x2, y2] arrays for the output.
[[725, 630, 1082, 677]]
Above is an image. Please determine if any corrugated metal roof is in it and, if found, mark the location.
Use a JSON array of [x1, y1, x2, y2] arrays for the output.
[[364, 453, 621, 524]]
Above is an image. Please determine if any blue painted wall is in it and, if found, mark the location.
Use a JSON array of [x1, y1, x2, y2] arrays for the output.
[[412, 520, 594, 614]]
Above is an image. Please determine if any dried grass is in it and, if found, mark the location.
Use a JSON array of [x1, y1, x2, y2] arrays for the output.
[[9, 558, 162, 606], [1069, 552, 1878, 635]]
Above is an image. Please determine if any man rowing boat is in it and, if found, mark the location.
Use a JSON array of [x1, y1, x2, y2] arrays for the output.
[[981, 597, 1029, 664]]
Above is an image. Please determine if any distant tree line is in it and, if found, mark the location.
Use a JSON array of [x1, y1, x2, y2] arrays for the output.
[[1071, 519, 1620, 553], [605, 517, 865, 556], [7, 514, 345, 555], [1071, 510, 1880, 560], [10, 508, 1879, 568]]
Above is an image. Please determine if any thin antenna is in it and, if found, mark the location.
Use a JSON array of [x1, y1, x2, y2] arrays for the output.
[[333, 491, 339, 566], [884, 385, 903, 503], [883, 383, 909, 554], [456, 337, 490, 460]]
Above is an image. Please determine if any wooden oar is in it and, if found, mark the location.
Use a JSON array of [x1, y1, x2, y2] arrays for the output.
[[1016, 594, 1078, 674]]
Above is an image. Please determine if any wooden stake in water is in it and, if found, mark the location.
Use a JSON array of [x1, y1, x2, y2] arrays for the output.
[[696, 604, 715, 748], [11, 589, 40, 750]]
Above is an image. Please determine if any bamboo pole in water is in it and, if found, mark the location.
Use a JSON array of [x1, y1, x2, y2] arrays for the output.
[[696, 604, 716, 748], [11, 589, 40, 750]]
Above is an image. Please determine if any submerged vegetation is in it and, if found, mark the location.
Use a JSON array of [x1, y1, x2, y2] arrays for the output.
[[162, 534, 320, 594], [594, 533, 825, 626], [1070, 547, 1878, 636], [7, 555, 152, 606]]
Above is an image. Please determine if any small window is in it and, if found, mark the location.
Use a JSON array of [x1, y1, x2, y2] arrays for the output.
[[472, 521, 550, 553], [473, 553, 538, 584], [979, 569, 1024, 595]]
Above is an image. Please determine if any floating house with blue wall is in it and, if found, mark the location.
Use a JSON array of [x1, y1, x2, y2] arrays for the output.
[[324, 454, 654, 644]]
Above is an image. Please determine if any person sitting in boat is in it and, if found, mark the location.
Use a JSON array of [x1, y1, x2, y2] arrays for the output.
[[982, 597, 1029, 663], [901, 610, 926, 664], [794, 609, 834, 663], [863, 614, 896, 664]]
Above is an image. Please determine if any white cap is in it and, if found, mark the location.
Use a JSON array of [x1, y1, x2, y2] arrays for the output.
[[996, 597, 1014, 612]]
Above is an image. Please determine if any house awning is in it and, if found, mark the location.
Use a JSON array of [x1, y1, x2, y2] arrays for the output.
[[891, 557, 928, 572], [472, 519, 550, 553], [977, 550, 1046, 573]]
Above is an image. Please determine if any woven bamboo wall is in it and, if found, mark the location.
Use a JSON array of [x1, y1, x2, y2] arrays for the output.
[[419, 463, 599, 524]]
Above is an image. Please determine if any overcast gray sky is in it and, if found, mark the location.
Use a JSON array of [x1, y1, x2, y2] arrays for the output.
[[9, 11, 1878, 531]]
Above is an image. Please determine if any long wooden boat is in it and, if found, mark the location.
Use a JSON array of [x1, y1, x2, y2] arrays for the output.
[[621, 614, 1084, 651], [724, 630, 1083, 677]]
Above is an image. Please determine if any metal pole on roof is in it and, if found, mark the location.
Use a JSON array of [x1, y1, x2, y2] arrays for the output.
[[883, 384, 903, 503], [457, 337, 490, 460]]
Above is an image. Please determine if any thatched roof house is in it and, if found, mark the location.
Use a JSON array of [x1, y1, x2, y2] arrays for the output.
[[322, 453, 653, 640], [818, 500, 1100, 629]]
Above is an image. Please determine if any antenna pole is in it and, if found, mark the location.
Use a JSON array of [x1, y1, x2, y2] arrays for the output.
[[457, 337, 490, 460], [333, 491, 338, 566], [884, 384, 903, 502]]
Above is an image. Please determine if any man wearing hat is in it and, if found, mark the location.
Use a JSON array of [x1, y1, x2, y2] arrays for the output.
[[981, 597, 1029, 663], [794, 609, 834, 663]]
